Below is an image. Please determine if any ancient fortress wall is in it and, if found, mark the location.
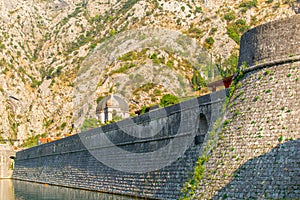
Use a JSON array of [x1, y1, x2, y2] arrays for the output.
[[13, 91, 226, 200], [191, 15, 300, 199], [13, 15, 300, 200]]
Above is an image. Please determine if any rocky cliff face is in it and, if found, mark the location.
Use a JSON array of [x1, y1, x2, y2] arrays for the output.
[[0, 0, 296, 145]]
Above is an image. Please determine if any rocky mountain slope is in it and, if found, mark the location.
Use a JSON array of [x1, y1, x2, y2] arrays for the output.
[[0, 0, 297, 145]]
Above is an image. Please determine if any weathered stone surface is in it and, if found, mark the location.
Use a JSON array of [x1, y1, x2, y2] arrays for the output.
[[192, 16, 300, 199], [238, 15, 300, 67], [0, 144, 15, 178], [13, 91, 226, 199]]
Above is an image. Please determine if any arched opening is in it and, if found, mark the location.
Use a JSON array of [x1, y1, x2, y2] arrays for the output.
[[194, 114, 209, 145]]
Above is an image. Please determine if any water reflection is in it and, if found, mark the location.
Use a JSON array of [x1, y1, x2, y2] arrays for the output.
[[0, 179, 14, 200], [0, 179, 142, 200]]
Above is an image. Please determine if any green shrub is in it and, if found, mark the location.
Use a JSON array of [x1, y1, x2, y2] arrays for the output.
[[21, 133, 46, 148], [140, 106, 147, 114], [159, 94, 179, 107], [265, 89, 271, 94], [223, 119, 230, 126], [195, 6, 202, 13], [191, 70, 207, 91], [30, 78, 42, 88], [187, 27, 202, 39], [60, 122, 67, 130], [56, 66, 63, 76], [239, 0, 258, 9], [122, 0, 138, 12], [166, 60, 174, 68], [110, 29, 117, 36], [204, 37, 214, 49], [218, 53, 238, 78], [226, 19, 250, 44], [150, 53, 164, 65], [112, 115, 122, 122], [153, 88, 162, 96], [150, 53, 157, 60], [264, 69, 270, 75], [210, 27, 218, 34], [0, 42, 5, 50], [90, 43, 97, 50], [92, 14, 101, 22], [44, 119, 53, 127], [60, 7, 82, 26], [278, 135, 283, 142], [223, 11, 236, 21], [81, 118, 100, 132], [109, 63, 136, 75], [0, 134, 5, 144], [118, 51, 137, 61]]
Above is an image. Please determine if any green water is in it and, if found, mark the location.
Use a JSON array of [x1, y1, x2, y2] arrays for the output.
[[0, 179, 142, 200]]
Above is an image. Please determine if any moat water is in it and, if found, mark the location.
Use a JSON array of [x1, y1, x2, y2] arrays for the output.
[[0, 179, 142, 200]]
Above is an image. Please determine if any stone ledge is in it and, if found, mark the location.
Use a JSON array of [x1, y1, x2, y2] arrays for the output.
[[242, 55, 300, 74]]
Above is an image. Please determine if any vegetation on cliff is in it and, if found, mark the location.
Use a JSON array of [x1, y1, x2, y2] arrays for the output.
[[0, 0, 296, 145]]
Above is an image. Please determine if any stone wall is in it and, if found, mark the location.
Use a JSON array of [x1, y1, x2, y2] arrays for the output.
[[13, 90, 226, 200], [190, 15, 300, 199], [0, 144, 15, 178], [238, 14, 300, 67]]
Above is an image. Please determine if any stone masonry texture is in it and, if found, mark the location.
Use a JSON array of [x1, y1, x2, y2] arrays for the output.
[[192, 15, 300, 199], [13, 91, 226, 200], [238, 15, 300, 67]]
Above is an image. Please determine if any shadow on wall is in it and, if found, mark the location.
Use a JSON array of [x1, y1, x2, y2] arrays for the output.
[[213, 139, 300, 199], [194, 113, 209, 145]]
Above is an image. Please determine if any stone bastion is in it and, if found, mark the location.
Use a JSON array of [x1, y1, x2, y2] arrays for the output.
[[190, 15, 300, 199]]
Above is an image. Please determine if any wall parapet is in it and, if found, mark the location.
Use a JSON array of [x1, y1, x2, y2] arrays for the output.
[[242, 55, 300, 74], [16, 91, 226, 161], [238, 15, 300, 68]]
